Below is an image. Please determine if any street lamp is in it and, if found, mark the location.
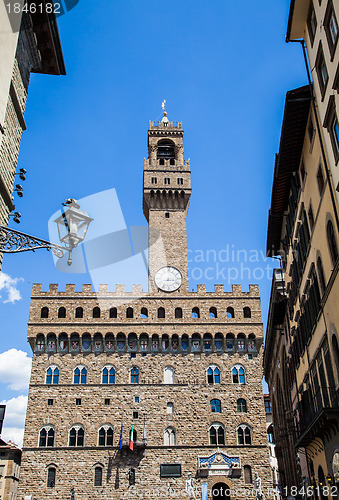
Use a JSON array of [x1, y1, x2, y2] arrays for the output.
[[0, 199, 92, 266], [54, 199, 93, 265]]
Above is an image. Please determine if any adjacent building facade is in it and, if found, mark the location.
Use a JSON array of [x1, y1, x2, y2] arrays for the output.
[[0, 438, 21, 500], [265, 0, 339, 496], [0, 3, 65, 268], [18, 114, 272, 499], [264, 395, 280, 500]]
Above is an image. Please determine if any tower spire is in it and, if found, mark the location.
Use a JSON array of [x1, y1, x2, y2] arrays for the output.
[[161, 99, 169, 125]]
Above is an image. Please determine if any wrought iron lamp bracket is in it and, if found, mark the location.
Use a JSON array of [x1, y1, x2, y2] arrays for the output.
[[0, 225, 64, 258]]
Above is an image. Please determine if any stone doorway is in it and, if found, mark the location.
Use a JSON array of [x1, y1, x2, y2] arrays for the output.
[[212, 482, 230, 500]]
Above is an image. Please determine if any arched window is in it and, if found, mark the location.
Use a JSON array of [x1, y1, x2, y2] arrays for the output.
[[209, 307, 217, 319], [327, 220, 338, 266], [237, 333, 246, 351], [232, 365, 246, 384], [47, 467, 56, 488], [226, 333, 235, 350], [332, 334, 339, 379], [227, 307, 234, 319], [243, 307, 251, 318], [46, 366, 59, 385], [317, 255, 326, 294], [237, 398, 247, 412], [74, 366, 87, 384], [209, 423, 225, 445], [102, 366, 115, 384], [207, 365, 220, 384], [93, 307, 100, 318], [175, 307, 182, 319], [318, 465, 325, 486], [58, 307, 66, 318], [210, 399, 221, 413], [267, 424, 274, 443], [69, 426, 84, 446], [141, 307, 148, 318], [75, 307, 83, 318], [244, 465, 252, 484], [158, 307, 165, 318], [98, 425, 114, 446], [41, 307, 49, 318], [192, 307, 200, 318], [110, 307, 117, 318], [94, 466, 103, 486], [126, 307, 133, 318], [35, 334, 45, 352], [157, 139, 175, 159], [131, 367, 139, 384], [203, 333, 213, 351], [39, 426, 55, 447], [164, 366, 174, 384], [164, 427, 176, 446], [248, 333, 256, 352], [140, 334, 149, 351], [237, 425, 251, 445]]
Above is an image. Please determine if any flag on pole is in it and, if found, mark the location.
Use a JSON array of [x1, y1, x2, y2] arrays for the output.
[[129, 425, 134, 451], [119, 423, 123, 450]]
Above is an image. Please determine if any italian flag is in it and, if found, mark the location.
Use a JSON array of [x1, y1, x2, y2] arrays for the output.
[[130, 425, 134, 451]]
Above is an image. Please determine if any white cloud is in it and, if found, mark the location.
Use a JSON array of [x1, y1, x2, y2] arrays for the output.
[[0, 271, 23, 303], [1, 427, 25, 448], [0, 349, 32, 390], [0, 395, 28, 448]]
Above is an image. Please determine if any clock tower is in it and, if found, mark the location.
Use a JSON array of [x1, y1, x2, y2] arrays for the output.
[[143, 105, 191, 293]]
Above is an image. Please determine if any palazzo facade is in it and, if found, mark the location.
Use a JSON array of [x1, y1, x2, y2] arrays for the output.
[[18, 113, 272, 500]]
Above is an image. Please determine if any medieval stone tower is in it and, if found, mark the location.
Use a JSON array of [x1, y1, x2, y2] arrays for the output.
[[18, 110, 272, 500]]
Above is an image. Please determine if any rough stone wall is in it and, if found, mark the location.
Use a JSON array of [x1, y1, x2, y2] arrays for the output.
[[18, 284, 273, 500]]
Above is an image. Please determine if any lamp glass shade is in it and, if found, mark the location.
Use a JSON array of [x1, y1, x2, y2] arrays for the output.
[[54, 206, 93, 250]]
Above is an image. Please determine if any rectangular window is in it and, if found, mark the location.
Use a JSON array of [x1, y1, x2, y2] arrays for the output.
[[307, 2, 317, 46], [324, 96, 339, 163], [317, 164, 325, 195], [47, 468, 56, 488], [308, 204, 315, 231], [300, 159, 306, 184], [324, 1, 338, 58], [177, 178, 183, 185], [315, 43, 329, 98], [76, 398, 81, 406], [160, 464, 181, 478], [164, 177, 170, 185], [48, 399, 54, 406], [105, 398, 110, 405], [134, 396, 139, 403], [133, 411, 139, 419], [308, 117, 315, 148], [94, 467, 102, 486], [264, 400, 272, 413], [151, 177, 157, 184]]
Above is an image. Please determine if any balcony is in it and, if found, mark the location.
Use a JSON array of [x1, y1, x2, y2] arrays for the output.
[[296, 387, 339, 447]]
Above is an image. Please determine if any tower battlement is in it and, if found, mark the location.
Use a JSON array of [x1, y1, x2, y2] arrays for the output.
[[31, 282, 259, 297], [149, 120, 183, 130]]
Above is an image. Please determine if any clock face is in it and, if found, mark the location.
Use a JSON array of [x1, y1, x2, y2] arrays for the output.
[[155, 266, 182, 292]]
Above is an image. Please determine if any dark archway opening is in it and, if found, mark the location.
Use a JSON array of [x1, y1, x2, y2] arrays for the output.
[[212, 482, 231, 500]]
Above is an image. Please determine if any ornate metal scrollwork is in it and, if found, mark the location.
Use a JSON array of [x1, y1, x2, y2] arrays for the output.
[[0, 225, 64, 258]]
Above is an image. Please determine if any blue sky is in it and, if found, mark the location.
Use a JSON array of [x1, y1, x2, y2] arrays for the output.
[[0, 0, 308, 444]]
